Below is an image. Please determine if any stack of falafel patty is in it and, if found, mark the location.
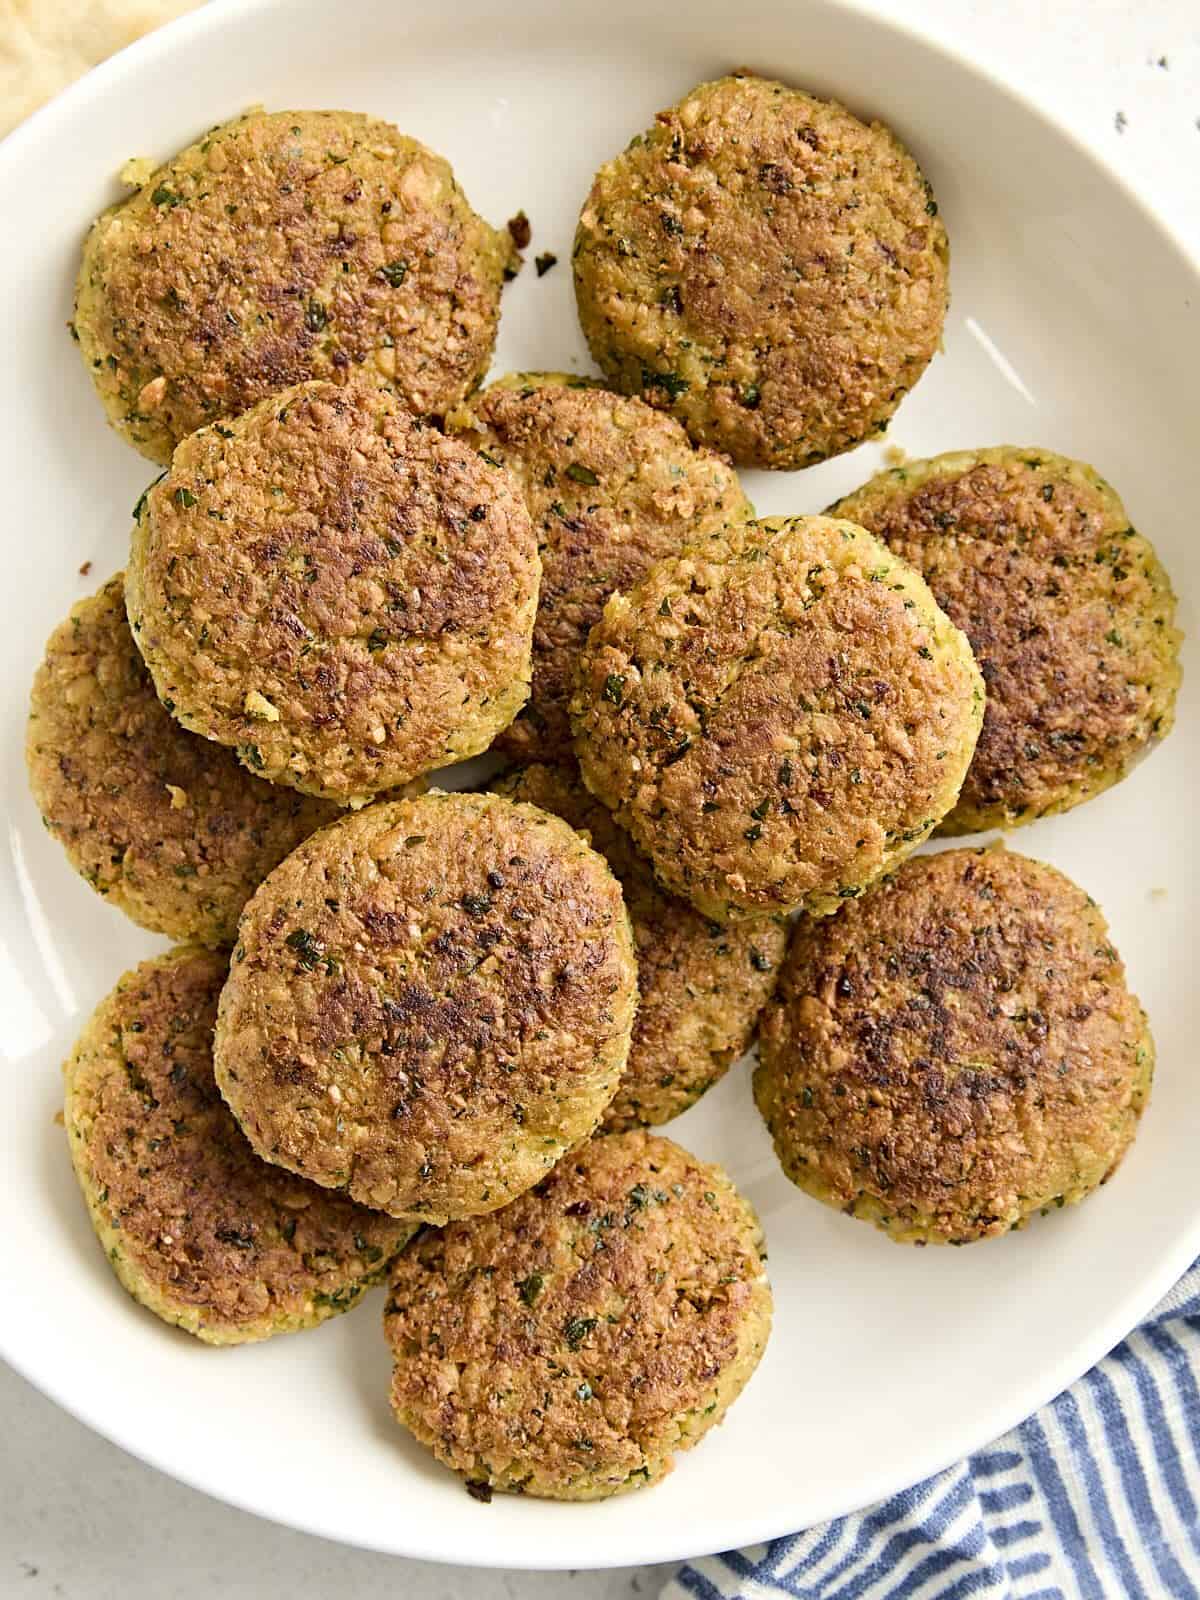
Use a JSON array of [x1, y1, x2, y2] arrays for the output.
[[32, 76, 1179, 1501]]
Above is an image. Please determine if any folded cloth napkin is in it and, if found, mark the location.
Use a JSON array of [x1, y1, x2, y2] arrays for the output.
[[664, 1259, 1200, 1600], [0, 0, 200, 138]]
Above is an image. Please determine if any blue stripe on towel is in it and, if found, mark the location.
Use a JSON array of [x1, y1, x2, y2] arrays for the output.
[[661, 1258, 1200, 1600]]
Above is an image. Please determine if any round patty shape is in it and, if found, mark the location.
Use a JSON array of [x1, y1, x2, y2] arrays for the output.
[[74, 109, 512, 464], [384, 1129, 771, 1499], [126, 378, 539, 804], [64, 947, 413, 1343], [755, 847, 1154, 1244], [573, 72, 949, 470], [27, 573, 340, 945], [493, 763, 786, 1128], [214, 792, 638, 1222], [830, 447, 1182, 833], [448, 372, 751, 761], [571, 515, 984, 922]]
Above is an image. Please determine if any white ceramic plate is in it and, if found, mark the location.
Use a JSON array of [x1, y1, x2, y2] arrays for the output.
[[1, 0, 1197, 1570]]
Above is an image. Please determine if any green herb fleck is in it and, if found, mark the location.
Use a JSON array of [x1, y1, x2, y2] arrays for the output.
[[517, 1272, 544, 1306], [284, 929, 323, 971], [563, 1315, 598, 1351], [640, 366, 689, 401]]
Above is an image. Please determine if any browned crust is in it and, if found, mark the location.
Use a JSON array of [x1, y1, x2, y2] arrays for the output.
[[27, 573, 339, 944], [384, 1129, 771, 1499], [830, 448, 1182, 831], [214, 792, 638, 1222], [64, 946, 412, 1343], [126, 378, 539, 803], [755, 846, 1154, 1243], [449, 372, 751, 761], [74, 109, 511, 463], [570, 515, 984, 921], [493, 762, 785, 1128], [573, 73, 949, 469]]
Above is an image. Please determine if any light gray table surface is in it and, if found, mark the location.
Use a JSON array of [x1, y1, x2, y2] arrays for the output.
[[5, 1, 1197, 1595]]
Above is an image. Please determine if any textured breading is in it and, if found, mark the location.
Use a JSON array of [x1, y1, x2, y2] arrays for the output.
[[574, 73, 949, 468], [571, 515, 984, 921], [449, 372, 751, 761], [75, 109, 511, 463], [126, 378, 539, 804], [493, 762, 784, 1128], [64, 946, 413, 1343], [214, 793, 638, 1221], [755, 847, 1154, 1243], [384, 1129, 771, 1498], [831, 447, 1181, 831], [27, 574, 340, 944]]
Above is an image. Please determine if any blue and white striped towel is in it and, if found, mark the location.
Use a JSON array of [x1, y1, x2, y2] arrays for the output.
[[665, 1260, 1200, 1600]]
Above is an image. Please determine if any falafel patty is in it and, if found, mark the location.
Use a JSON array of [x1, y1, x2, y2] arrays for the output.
[[573, 73, 949, 469], [755, 847, 1154, 1244], [384, 1128, 771, 1499], [448, 372, 751, 761], [214, 792, 638, 1222], [64, 946, 413, 1343], [570, 515, 984, 922], [830, 447, 1182, 832], [493, 763, 785, 1129], [27, 574, 340, 945], [126, 378, 539, 805], [74, 109, 512, 464]]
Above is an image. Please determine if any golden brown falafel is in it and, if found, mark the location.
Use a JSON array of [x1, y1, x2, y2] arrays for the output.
[[214, 792, 638, 1222], [64, 946, 413, 1343], [449, 372, 751, 761], [27, 574, 340, 945], [126, 378, 539, 805], [830, 447, 1182, 832], [574, 73, 949, 469], [755, 846, 1154, 1244], [384, 1129, 771, 1498], [75, 109, 513, 463], [571, 515, 983, 922], [493, 762, 785, 1128]]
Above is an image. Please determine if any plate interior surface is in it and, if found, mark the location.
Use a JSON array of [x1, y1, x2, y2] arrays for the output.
[[1, 0, 1197, 1568]]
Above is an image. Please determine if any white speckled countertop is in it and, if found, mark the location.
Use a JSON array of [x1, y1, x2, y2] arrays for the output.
[[5, 1, 1198, 1595]]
